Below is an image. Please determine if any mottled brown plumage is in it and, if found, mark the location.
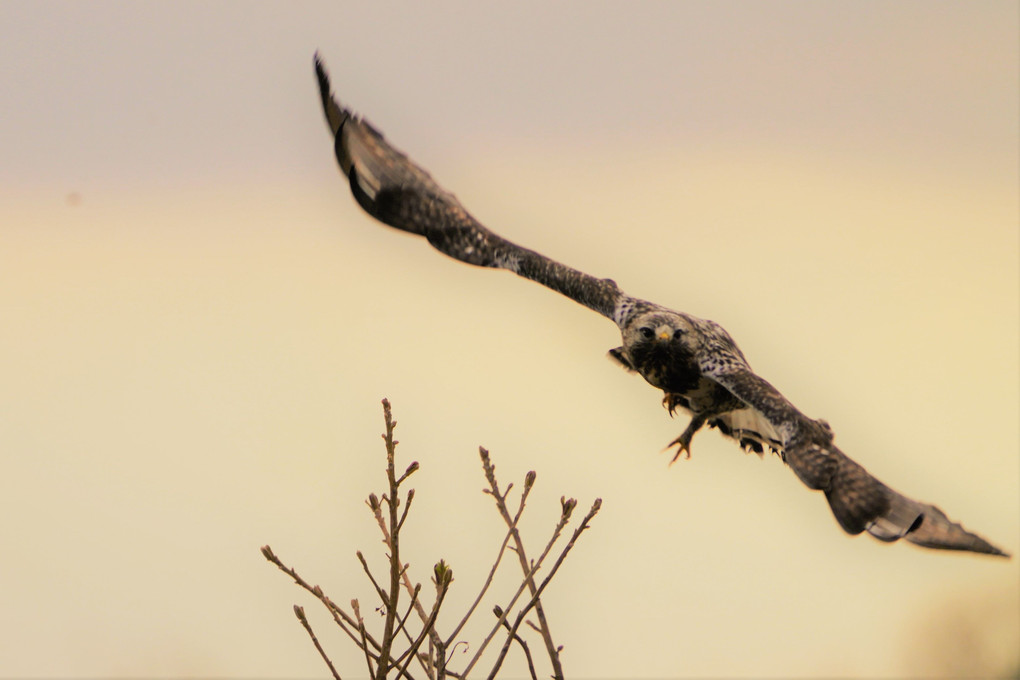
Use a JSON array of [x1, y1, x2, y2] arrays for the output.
[[314, 55, 1007, 557]]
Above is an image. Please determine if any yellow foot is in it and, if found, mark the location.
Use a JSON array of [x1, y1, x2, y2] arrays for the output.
[[665, 437, 692, 464]]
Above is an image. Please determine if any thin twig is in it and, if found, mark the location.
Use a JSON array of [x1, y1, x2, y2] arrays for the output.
[[294, 605, 343, 680], [444, 478, 530, 648], [352, 599, 376, 679], [263, 400, 443, 680], [374, 400, 440, 680], [460, 549, 546, 676], [475, 448, 558, 676], [391, 583, 423, 646], [392, 597, 433, 680], [397, 488, 416, 532], [462, 456, 577, 676], [486, 499, 602, 680], [261, 545, 381, 656], [263, 548, 422, 680], [493, 605, 537, 680], [374, 482, 444, 659], [397, 461, 420, 486], [357, 550, 389, 606], [394, 564, 453, 679], [478, 448, 563, 678], [375, 398, 403, 680]]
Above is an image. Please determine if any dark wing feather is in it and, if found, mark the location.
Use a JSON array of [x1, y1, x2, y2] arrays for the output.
[[699, 351, 1008, 557], [314, 55, 629, 324]]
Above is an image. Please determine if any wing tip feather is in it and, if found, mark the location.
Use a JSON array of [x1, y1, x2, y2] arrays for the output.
[[313, 52, 349, 137], [901, 505, 1011, 558]]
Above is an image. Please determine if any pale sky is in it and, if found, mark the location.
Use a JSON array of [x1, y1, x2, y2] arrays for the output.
[[1, 2, 1018, 678]]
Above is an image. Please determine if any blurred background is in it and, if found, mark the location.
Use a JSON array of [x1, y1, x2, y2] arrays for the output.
[[1, 1, 1017, 677]]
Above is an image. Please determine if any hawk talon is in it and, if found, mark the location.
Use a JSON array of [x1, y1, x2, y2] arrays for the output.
[[662, 407, 712, 465], [662, 393, 688, 417], [666, 437, 693, 464]]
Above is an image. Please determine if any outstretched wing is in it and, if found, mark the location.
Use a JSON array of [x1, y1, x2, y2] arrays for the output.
[[697, 345, 1008, 557], [315, 55, 1006, 558], [315, 55, 637, 326]]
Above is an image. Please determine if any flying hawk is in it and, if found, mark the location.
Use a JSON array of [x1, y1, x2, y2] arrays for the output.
[[314, 55, 1007, 557]]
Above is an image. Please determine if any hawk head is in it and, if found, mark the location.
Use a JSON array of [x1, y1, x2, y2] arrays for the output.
[[622, 312, 700, 391]]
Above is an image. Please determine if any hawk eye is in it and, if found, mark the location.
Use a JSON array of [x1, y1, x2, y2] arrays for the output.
[[673, 329, 685, 340], [638, 326, 654, 339]]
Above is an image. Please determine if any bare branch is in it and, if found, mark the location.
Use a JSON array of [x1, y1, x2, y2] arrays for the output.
[[487, 499, 602, 679], [391, 583, 423, 646], [478, 447, 564, 678], [397, 461, 420, 486], [261, 545, 381, 656], [397, 488, 416, 533], [443, 468, 531, 648], [352, 599, 376, 679], [377, 499, 444, 644], [394, 562, 453, 678], [461, 548, 547, 675], [357, 550, 389, 607], [376, 398, 404, 680], [492, 605, 537, 680], [294, 605, 343, 680]]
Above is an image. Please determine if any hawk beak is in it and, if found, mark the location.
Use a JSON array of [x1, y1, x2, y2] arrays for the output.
[[657, 330, 671, 341]]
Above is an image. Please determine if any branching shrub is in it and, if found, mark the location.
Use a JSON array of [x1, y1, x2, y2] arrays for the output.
[[263, 398, 601, 679]]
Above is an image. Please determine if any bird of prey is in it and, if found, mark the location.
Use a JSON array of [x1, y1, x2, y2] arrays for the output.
[[313, 55, 1007, 557]]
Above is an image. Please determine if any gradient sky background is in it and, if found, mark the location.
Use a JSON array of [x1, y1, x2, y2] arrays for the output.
[[1, 2, 1018, 678]]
